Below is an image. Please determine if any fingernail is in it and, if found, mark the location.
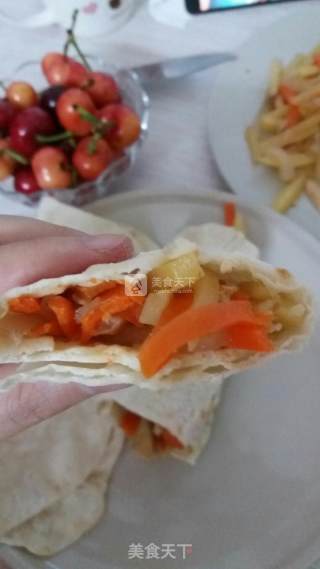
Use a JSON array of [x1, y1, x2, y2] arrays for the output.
[[80, 383, 132, 395], [83, 234, 134, 259]]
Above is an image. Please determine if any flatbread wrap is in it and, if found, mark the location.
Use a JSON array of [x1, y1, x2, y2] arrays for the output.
[[0, 224, 312, 391], [113, 377, 223, 464], [0, 396, 124, 537], [1, 473, 109, 556], [0, 407, 123, 556], [38, 198, 226, 465]]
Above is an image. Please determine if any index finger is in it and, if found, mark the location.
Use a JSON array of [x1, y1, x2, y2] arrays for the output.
[[0, 216, 84, 245]]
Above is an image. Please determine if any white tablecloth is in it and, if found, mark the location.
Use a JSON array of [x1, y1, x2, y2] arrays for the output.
[[0, 0, 314, 217]]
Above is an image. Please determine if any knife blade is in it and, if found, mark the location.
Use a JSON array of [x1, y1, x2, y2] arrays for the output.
[[128, 53, 236, 84]]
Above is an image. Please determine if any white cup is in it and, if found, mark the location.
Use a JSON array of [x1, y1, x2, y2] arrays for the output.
[[0, 0, 138, 37]]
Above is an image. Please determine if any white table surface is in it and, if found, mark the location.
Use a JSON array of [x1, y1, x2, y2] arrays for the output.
[[0, 0, 316, 217]]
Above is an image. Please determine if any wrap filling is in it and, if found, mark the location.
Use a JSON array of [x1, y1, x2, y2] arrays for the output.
[[7, 252, 306, 378]]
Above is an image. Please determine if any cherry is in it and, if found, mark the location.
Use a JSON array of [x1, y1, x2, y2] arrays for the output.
[[14, 167, 40, 194], [10, 107, 56, 159], [56, 88, 95, 136], [0, 139, 16, 180], [6, 82, 38, 110], [72, 136, 113, 180], [42, 53, 88, 87], [97, 104, 141, 150], [0, 99, 17, 132], [84, 72, 121, 108], [32, 147, 72, 190], [39, 85, 67, 119]]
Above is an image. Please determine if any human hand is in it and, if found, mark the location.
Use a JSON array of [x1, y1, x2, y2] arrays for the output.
[[0, 215, 133, 440]]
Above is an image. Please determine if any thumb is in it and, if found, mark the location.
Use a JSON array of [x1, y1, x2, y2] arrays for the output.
[[0, 233, 133, 293]]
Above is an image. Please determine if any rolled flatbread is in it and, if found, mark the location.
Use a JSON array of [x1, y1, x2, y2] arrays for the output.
[[113, 377, 223, 465], [0, 396, 124, 537], [1, 411, 123, 556], [0, 222, 312, 391], [38, 199, 226, 465], [0, 219, 312, 393]]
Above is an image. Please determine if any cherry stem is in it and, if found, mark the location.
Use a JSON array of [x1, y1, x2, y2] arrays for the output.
[[67, 138, 77, 149], [70, 166, 79, 187], [64, 10, 92, 71], [75, 106, 115, 137], [36, 131, 74, 144], [3, 148, 29, 165], [75, 105, 101, 127], [88, 132, 101, 155]]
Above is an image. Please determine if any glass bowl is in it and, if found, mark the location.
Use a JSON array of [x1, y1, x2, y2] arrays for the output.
[[0, 56, 149, 206]]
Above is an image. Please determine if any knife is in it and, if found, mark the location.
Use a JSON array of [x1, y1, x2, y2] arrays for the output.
[[128, 53, 236, 84]]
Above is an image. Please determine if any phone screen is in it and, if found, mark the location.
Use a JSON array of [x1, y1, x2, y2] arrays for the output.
[[189, 0, 288, 12]]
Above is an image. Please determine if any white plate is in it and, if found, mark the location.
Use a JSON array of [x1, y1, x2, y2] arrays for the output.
[[209, 6, 320, 241], [2, 190, 320, 569]]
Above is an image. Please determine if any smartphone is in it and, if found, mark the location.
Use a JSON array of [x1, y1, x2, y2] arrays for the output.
[[186, 0, 297, 13]]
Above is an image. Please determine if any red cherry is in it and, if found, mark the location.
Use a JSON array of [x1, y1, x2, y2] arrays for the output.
[[97, 104, 141, 150], [42, 52, 59, 76], [0, 99, 17, 131], [0, 138, 15, 180], [39, 85, 67, 119], [84, 72, 121, 108], [14, 167, 40, 194], [32, 147, 72, 190], [6, 82, 38, 110], [10, 107, 56, 158], [72, 136, 113, 180], [42, 53, 89, 87], [56, 88, 95, 136]]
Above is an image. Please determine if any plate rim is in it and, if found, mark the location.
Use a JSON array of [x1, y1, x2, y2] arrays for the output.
[[89, 188, 320, 259]]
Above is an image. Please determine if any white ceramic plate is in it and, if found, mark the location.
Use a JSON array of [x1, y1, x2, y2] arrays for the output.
[[2, 190, 320, 569], [209, 6, 320, 241]]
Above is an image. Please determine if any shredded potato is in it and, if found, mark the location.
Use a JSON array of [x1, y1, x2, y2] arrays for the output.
[[272, 175, 306, 213], [246, 50, 320, 214], [305, 179, 320, 209], [268, 59, 284, 97]]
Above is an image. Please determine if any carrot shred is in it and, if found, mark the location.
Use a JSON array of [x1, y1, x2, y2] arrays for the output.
[[97, 285, 145, 305], [28, 320, 62, 338], [158, 429, 184, 449], [157, 292, 194, 328], [286, 105, 301, 128], [118, 303, 144, 326], [278, 84, 296, 104], [254, 311, 273, 327], [139, 300, 269, 378], [225, 323, 274, 352], [9, 296, 41, 314], [231, 290, 250, 301], [80, 309, 103, 344], [80, 285, 137, 343], [120, 411, 141, 437], [224, 202, 236, 226], [47, 296, 79, 340]]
